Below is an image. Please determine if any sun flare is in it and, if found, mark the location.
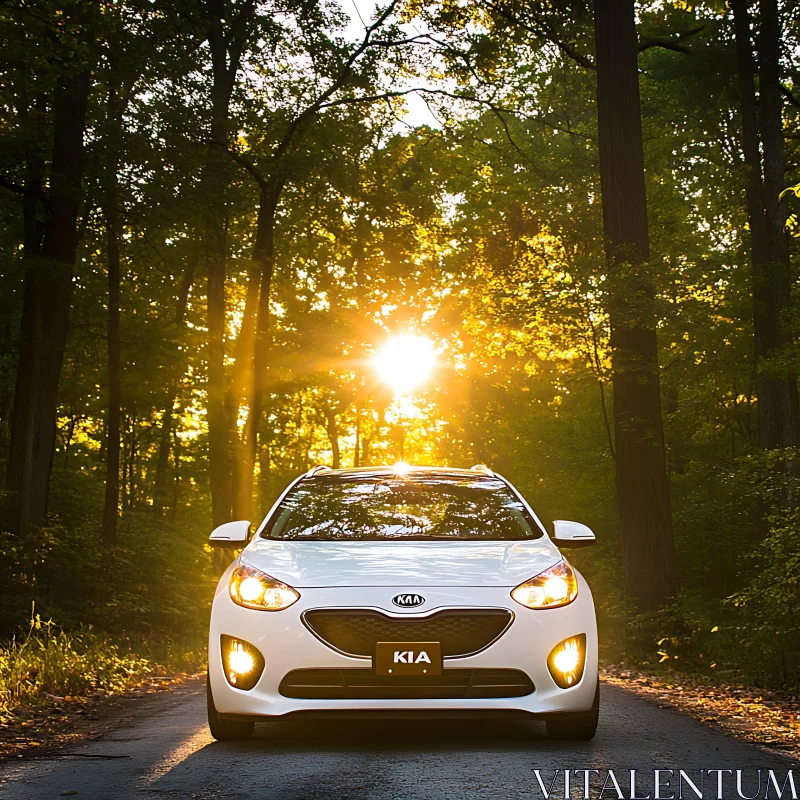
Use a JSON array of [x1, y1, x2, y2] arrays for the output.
[[374, 335, 436, 396]]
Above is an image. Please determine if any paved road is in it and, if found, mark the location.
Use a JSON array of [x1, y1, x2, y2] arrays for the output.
[[0, 681, 796, 800]]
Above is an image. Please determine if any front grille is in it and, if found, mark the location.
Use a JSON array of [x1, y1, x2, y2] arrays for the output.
[[303, 609, 513, 658], [279, 668, 534, 699]]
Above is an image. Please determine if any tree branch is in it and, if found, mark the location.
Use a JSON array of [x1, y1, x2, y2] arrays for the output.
[[269, 0, 403, 165], [483, 2, 595, 70], [638, 26, 703, 54], [228, 146, 269, 188]]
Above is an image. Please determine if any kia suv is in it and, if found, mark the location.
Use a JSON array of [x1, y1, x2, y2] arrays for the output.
[[206, 464, 599, 741]]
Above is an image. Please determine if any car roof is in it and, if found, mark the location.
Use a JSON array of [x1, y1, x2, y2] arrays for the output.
[[305, 465, 492, 480]]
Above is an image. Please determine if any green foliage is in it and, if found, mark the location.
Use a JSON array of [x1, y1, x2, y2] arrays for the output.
[[0, 611, 203, 723], [1, 0, 800, 698], [0, 494, 215, 638]]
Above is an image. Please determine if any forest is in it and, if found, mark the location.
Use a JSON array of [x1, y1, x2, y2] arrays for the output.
[[1, 0, 800, 708]]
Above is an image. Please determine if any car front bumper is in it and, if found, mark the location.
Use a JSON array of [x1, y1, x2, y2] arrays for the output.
[[208, 570, 598, 720]]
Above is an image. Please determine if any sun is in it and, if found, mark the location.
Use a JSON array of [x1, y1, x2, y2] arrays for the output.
[[374, 335, 436, 396]]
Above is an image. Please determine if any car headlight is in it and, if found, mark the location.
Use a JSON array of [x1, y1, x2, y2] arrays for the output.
[[511, 561, 578, 609], [229, 564, 300, 611]]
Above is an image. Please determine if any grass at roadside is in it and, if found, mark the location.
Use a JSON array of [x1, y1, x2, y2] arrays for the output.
[[0, 613, 205, 725]]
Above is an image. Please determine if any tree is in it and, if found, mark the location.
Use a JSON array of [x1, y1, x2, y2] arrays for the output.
[[731, 0, 798, 451], [224, 0, 424, 519], [6, 1, 97, 534], [593, 0, 678, 606], [200, 0, 255, 527]]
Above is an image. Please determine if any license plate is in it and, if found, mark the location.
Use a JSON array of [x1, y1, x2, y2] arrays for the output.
[[375, 642, 442, 676]]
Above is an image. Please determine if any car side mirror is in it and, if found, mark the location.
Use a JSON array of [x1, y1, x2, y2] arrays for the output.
[[208, 520, 251, 548], [552, 519, 596, 548]]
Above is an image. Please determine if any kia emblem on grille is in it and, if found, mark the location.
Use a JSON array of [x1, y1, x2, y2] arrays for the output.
[[392, 593, 425, 608]]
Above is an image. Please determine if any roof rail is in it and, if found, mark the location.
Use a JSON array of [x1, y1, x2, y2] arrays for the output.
[[470, 463, 494, 476], [305, 465, 333, 477]]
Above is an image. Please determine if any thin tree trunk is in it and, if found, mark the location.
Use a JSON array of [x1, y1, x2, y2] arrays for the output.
[[732, 0, 798, 450], [235, 178, 284, 520], [170, 430, 181, 525], [121, 415, 129, 510], [229, 260, 261, 518], [101, 200, 121, 543], [152, 401, 174, 516], [354, 403, 361, 468], [153, 258, 196, 516], [63, 413, 76, 466], [128, 411, 138, 509], [204, 103, 233, 526], [594, 0, 677, 606], [0, 380, 12, 487], [258, 439, 271, 510], [731, 0, 776, 454], [7, 6, 94, 533], [361, 435, 371, 466], [175, 259, 195, 326], [101, 83, 125, 546], [323, 406, 341, 469], [756, 0, 798, 449], [203, 0, 254, 527]]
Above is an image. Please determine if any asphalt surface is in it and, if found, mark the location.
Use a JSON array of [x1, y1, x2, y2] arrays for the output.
[[0, 681, 796, 800]]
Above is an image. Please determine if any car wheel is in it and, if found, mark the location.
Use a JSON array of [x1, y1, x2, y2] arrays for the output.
[[207, 673, 254, 741], [545, 679, 599, 741]]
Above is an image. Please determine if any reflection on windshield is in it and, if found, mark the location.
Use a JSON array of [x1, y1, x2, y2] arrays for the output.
[[263, 473, 542, 541]]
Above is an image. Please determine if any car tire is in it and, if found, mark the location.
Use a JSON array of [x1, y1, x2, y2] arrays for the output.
[[207, 673, 254, 741], [545, 679, 599, 741]]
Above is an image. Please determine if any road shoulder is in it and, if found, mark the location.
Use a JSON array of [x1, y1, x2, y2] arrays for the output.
[[603, 667, 800, 760], [0, 675, 204, 763]]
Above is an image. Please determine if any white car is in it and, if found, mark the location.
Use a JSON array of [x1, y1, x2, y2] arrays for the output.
[[207, 464, 599, 741]]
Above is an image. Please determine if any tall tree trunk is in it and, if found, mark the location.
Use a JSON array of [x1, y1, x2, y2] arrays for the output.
[[6, 7, 94, 533], [732, 0, 798, 451], [732, 0, 771, 452], [757, 0, 798, 448], [594, 0, 677, 606], [204, 95, 233, 526], [354, 403, 361, 468], [234, 177, 283, 520], [229, 259, 261, 519], [203, 0, 254, 526], [101, 83, 126, 546]]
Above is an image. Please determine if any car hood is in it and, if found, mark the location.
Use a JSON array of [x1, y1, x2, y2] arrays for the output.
[[240, 538, 562, 587]]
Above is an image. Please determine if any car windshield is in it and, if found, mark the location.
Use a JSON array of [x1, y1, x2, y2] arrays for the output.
[[261, 472, 543, 541]]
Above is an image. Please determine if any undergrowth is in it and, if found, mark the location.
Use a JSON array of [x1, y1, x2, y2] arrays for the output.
[[0, 610, 204, 723]]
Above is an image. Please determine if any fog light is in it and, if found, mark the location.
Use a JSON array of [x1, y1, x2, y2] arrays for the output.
[[228, 644, 255, 676], [220, 635, 264, 691], [547, 634, 586, 689]]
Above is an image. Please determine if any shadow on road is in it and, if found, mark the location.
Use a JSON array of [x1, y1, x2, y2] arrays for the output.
[[147, 718, 599, 800], [205, 716, 597, 754], [259, 717, 547, 748]]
